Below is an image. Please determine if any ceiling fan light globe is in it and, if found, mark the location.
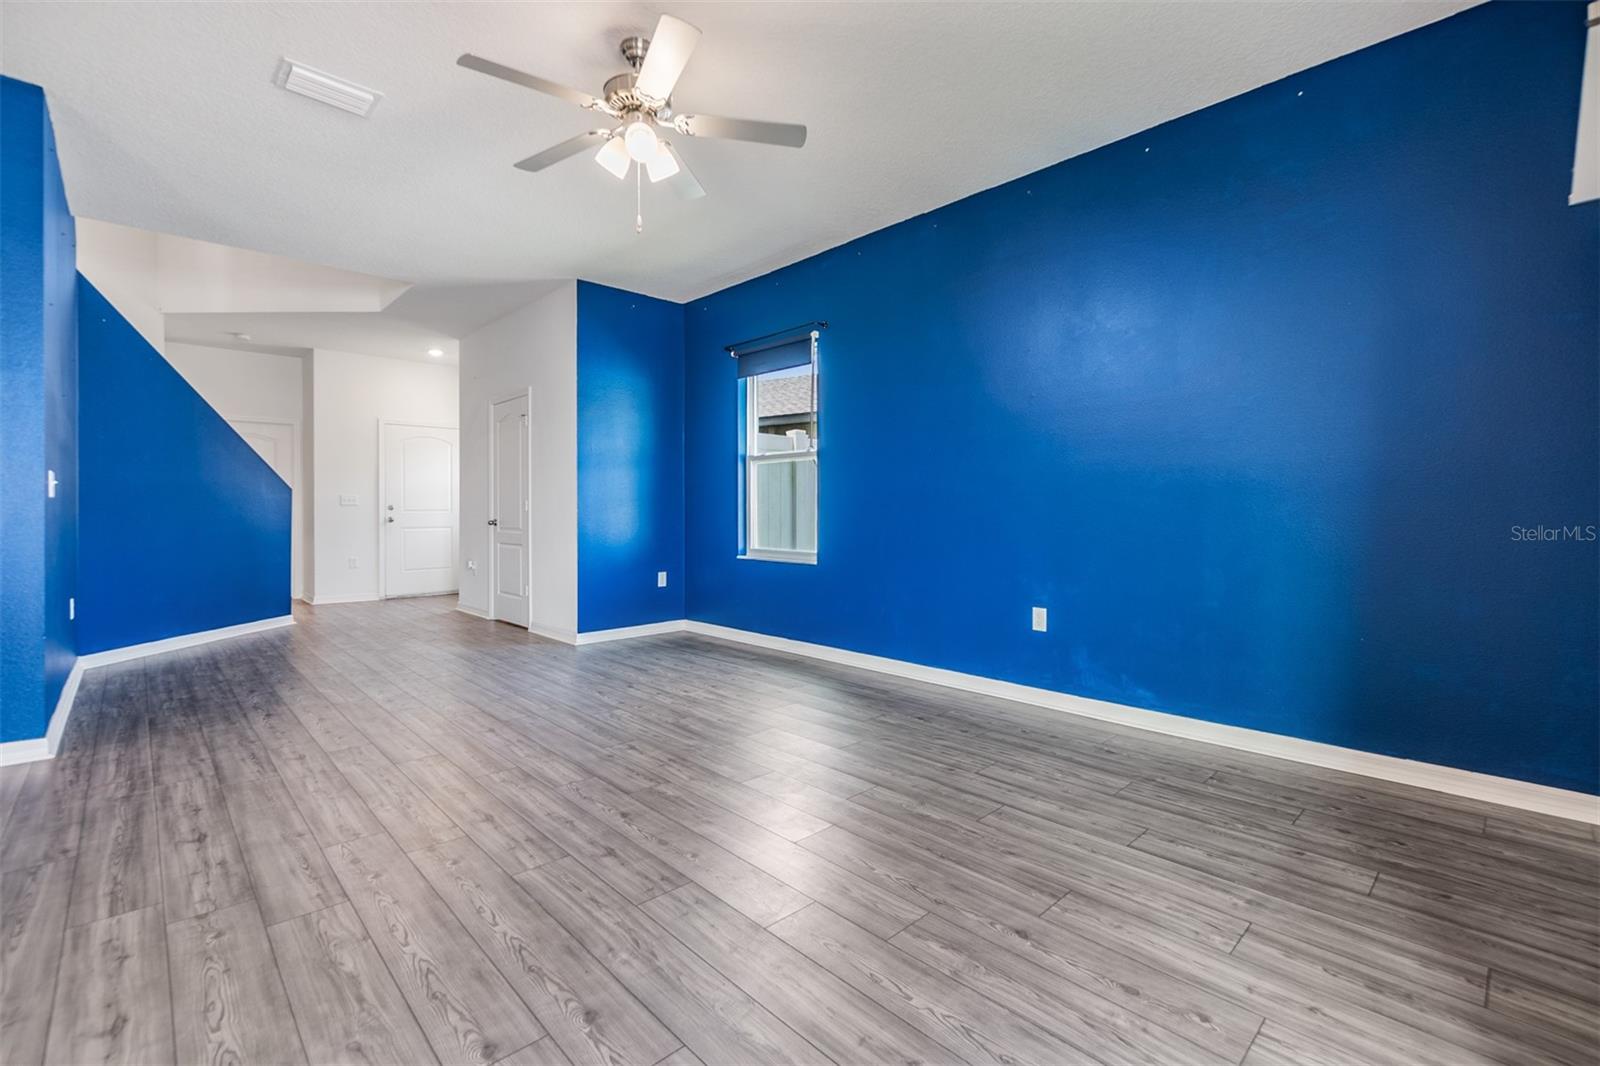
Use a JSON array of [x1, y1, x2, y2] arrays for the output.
[[646, 142, 680, 183], [595, 136, 631, 178], [623, 118, 659, 162]]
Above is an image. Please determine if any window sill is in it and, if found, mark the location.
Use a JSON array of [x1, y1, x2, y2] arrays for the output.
[[739, 549, 817, 565]]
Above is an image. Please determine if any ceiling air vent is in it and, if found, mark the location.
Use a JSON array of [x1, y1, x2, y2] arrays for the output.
[[274, 58, 381, 117]]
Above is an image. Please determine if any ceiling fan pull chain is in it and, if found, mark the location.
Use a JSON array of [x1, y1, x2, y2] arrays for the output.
[[635, 162, 644, 234]]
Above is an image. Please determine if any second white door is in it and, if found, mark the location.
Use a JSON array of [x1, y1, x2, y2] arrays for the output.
[[382, 422, 459, 598], [491, 394, 531, 627]]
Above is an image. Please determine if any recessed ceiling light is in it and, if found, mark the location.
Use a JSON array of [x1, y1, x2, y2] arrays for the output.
[[426, 348, 444, 358]]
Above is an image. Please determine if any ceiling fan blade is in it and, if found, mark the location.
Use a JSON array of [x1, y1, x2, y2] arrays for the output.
[[457, 53, 598, 109], [675, 113, 806, 148], [664, 143, 705, 200], [513, 130, 613, 172], [634, 14, 701, 101]]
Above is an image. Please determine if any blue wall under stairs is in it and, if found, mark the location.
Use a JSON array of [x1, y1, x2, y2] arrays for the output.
[[76, 278, 292, 655]]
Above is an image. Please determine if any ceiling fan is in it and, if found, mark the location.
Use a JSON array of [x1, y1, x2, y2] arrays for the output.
[[458, 14, 807, 231]]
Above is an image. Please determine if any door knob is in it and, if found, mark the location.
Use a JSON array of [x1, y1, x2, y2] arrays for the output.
[[488, 519, 498, 526]]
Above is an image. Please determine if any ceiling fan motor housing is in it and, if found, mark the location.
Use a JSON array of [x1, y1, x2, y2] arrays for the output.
[[602, 71, 667, 118]]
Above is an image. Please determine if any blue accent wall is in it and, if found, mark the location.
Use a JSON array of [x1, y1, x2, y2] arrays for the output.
[[1, 76, 77, 744], [77, 278, 291, 654], [577, 281, 686, 632], [684, 3, 1599, 793], [41, 89, 78, 729]]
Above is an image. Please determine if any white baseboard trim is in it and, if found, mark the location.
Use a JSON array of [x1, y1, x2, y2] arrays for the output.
[[0, 736, 51, 766], [526, 622, 578, 645], [453, 605, 578, 645], [0, 657, 83, 766], [683, 620, 1600, 825], [310, 593, 380, 606], [575, 620, 689, 645], [44, 660, 84, 755], [77, 615, 297, 670], [0, 615, 295, 766], [459, 614, 688, 646]]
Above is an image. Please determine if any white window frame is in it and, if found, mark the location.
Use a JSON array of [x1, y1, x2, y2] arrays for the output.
[[741, 334, 818, 565]]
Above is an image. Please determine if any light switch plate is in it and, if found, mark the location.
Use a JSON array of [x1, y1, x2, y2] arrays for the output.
[[657, 571, 668, 588], [1031, 606, 1048, 632], [339, 494, 358, 506]]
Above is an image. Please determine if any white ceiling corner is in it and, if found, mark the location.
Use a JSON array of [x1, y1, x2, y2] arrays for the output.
[[2, 1, 1476, 303]]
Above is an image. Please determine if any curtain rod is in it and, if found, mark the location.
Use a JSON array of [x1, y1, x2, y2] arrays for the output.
[[724, 320, 828, 357]]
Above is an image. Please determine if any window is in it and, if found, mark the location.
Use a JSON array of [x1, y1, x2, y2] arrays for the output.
[[742, 339, 817, 563]]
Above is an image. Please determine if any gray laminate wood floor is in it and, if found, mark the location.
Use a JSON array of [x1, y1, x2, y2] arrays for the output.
[[2, 596, 1596, 1065]]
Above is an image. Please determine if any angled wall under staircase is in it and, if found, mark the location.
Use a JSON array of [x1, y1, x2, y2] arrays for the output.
[[76, 278, 291, 655], [1, 73, 291, 755]]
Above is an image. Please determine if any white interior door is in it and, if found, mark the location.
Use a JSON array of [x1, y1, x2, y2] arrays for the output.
[[229, 419, 300, 600], [490, 394, 531, 628], [382, 423, 459, 598]]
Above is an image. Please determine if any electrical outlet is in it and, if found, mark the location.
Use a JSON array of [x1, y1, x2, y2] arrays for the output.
[[1031, 606, 1048, 632], [68, 597, 75, 621], [346, 556, 358, 569], [657, 571, 668, 588]]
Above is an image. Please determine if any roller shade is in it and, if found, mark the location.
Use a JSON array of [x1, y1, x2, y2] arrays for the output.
[[726, 321, 826, 379], [735, 336, 812, 379]]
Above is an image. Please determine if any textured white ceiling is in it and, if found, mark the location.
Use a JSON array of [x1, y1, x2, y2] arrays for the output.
[[2, 1, 1472, 302], [163, 279, 568, 362]]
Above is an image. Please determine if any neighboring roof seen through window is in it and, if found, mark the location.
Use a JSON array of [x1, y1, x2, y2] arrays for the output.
[[755, 372, 814, 419]]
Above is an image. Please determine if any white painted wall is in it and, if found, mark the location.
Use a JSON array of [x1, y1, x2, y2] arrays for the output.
[[458, 282, 577, 638], [311, 347, 459, 604], [75, 218, 165, 353], [76, 217, 414, 356], [76, 216, 408, 319], [164, 342, 304, 415], [163, 342, 308, 599], [156, 237, 409, 313]]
